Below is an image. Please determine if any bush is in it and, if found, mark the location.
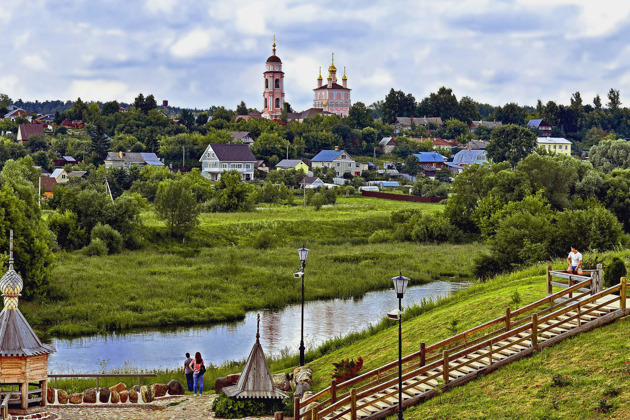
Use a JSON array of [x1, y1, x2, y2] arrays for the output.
[[250, 229, 279, 250], [604, 257, 627, 289], [83, 238, 108, 256], [331, 357, 364, 382], [472, 253, 507, 280], [212, 395, 285, 419], [311, 193, 326, 210], [394, 211, 461, 244], [91, 223, 123, 254], [368, 230, 394, 244]]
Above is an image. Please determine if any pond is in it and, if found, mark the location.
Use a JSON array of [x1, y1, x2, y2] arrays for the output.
[[48, 280, 468, 373]]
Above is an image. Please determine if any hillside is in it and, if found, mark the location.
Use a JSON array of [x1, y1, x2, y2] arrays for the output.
[[296, 252, 630, 419]]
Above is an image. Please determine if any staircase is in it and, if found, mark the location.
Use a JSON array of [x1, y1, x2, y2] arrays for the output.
[[296, 273, 629, 420]]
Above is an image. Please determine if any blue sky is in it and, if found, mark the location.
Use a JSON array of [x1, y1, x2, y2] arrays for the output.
[[2, 0, 630, 112]]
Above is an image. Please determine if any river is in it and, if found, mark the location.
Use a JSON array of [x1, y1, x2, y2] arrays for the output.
[[48, 280, 468, 373]]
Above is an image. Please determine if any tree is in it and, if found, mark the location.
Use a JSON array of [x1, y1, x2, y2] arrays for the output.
[[236, 101, 248, 115], [443, 118, 470, 139], [210, 170, 253, 212], [403, 154, 421, 175], [607, 88, 621, 110], [382, 89, 416, 123], [516, 153, 579, 209], [90, 122, 110, 163], [542, 101, 562, 128], [250, 132, 288, 161], [348, 102, 374, 129], [425, 87, 459, 121], [179, 109, 195, 130], [68, 97, 88, 120], [53, 109, 63, 125], [0, 94, 11, 115], [154, 179, 200, 236], [196, 112, 209, 125], [102, 100, 120, 116], [487, 124, 536, 167], [589, 137, 630, 173], [134, 93, 145, 111], [593, 94, 602, 110], [495, 103, 526, 125], [456, 96, 481, 123]]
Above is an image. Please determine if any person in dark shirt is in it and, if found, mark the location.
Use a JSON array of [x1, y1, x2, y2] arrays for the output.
[[183, 353, 194, 392]]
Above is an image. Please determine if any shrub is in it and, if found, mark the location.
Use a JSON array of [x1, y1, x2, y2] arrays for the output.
[[368, 230, 394, 244], [250, 230, 278, 250], [212, 395, 285, 419], [394, 211, 462, 244], [604, 257, 627, 289], [83, 238, 108, 256], [551, 374, 571, 388], [472, 253, 507, 280], [331, 356, 364, 382], [91, 223, 123, 254], [311, 193, 326, 210]]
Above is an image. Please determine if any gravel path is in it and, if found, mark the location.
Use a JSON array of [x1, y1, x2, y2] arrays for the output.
[[48, 394, 217, 420]]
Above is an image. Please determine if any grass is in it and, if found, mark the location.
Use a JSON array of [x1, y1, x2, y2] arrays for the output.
[[24, 197, 477, 337]]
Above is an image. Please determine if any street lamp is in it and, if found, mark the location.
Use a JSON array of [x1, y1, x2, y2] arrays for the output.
[[297, 246, 310, 366], [391, 272, 409, 420]]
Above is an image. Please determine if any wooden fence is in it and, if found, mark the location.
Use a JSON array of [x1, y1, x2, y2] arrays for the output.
[[547, 264, 603, 296], [297, 275, 628, 420], [47, 373, 157, 391], [361, 191, 446, 202]]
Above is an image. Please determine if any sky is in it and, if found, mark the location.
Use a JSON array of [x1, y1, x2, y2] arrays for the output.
[[2, 0, 630, 112]]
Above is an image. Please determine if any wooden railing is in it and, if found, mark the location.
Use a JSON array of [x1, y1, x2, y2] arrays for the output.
[[47, 373, 157, 391], [1, 393, 11, 420], [298, 276, 628, 420], [547, 264, 602, 296]]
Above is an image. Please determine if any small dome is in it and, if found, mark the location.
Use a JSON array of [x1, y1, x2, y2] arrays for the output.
[[328, 64, 337, 72], [0, 268, 23, 297], [342, 74, 347, 80], [267, 55, 282, 63], [317, 74, 323, 81]]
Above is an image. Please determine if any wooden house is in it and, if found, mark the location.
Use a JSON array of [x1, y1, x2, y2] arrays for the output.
[[0, 231, 55, 415]]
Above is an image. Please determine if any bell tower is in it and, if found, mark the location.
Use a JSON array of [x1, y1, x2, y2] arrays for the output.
[[262, 36, 285, 119]]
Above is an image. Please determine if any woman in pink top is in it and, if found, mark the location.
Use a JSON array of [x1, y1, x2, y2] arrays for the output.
[[190, 351, 205, 396]]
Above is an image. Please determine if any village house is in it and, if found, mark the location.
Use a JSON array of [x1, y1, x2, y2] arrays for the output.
[[300, 176, 325, 189], [50, 168, 69, 184], [60, 119, 85, 129], [311, 149, 363, 177], [453, 149, 489, 167], [275, 159, 309, 174], [104, 151, 163, 169], [528, 119, 552, 137], [40, 176, 57, 199], [394, 116, 443, 131], [379, 137, 397, 154], [53, 156, 77, 167], [430, 138, 460, 151], [537, 137, 572, 156], [3, 106, 31, 122], [16, 123, 45, 143], [200, 143, 257, 181], [255, 160, 270, 174], [230, 131, 254, 146], [466, 140, 488, 150], [470, 120, 502, 132], [413, 152, 446, 168]]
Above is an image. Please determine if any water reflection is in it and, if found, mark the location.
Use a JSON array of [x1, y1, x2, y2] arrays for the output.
[[48, 281, 468, 373]]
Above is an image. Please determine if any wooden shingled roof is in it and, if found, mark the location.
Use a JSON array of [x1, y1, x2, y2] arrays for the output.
[[0, 308, 55, 357], [222, 315, 288, 400]]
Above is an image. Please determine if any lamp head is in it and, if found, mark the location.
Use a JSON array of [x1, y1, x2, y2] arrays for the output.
[[298, 246, 310, 263], [392, 272, 409, 298]]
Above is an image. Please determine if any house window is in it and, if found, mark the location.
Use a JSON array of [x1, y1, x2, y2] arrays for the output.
[[222, 163, 227, 169], [233, 163, 243, 169], [246, 164, 251, 169], [275, 78, 280, 89], [337, 162, 340, 167], [275, 98, 280, 109], [265, 98, 268, 109], [265, 79, 268, 89], [337, 92, 341, 100], [341, 155, 346, 159]]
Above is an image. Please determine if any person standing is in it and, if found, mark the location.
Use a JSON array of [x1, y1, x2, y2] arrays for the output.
[[190, 351, 205, 396], [567, 246, 583, 275], [183, 353, 194, 392]]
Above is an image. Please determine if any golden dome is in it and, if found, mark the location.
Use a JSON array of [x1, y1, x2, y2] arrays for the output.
[[323, 100, 328, 106], [342, 66, 347, 80], [317, 67, 323, 80], [328, 52, 336, 72]]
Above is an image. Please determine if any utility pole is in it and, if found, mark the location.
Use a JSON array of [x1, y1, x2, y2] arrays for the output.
[[182, 145, 185, 169], [38, 176, 41, 208], [104, 176, 114, 203], [286, 144, 289, 160]]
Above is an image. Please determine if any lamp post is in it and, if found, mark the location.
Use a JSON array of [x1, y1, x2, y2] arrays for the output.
[[297, 246, 310, 366], [392, 272, 409, 420]]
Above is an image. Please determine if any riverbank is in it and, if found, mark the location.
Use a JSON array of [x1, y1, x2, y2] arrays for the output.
[[24, 198, 484, 338]]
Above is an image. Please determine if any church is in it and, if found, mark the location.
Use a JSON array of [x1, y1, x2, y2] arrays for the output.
[[313, 54, 352, 117], [259, 39, 351, 119]]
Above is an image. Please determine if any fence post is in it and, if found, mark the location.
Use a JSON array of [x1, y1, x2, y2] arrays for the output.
[[568, 277, 573, 299], [311, 404, 319, 420], [488, 340, 493, 365], [138, 376, 142, 388], [420, 342, 426, 367], [350, 388, 357, 420], [294, 397, 301, 420], [547, 265, 552, 295], [442, 350, 450, 384], [331, 379, 337, 403], [531, 314, 539, 351], [96, 377, 99, 391], [505, 307, 511, 332], [577, 302, 581, 327], [54, 378, 58, 390], [621, 277, 627, 310], [597, 263, 603, 293]]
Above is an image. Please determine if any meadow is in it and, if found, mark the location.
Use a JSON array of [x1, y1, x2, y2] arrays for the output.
[[24, 197, 483, 337]]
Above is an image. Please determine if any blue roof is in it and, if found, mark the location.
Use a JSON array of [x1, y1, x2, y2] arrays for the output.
[[413, 152, 445, 163], [445, 162, 464, 169], [62, 156, 76, 162], [527, 119, 543, 128], [312, 150, 344, 162], [453, 149, 487, 165]]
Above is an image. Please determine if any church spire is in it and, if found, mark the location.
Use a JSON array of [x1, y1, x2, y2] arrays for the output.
[[8, 229, 13, 270], [272, 35, 276, 56], [1, 230, 23, 310], [256, 313, 260, 342]]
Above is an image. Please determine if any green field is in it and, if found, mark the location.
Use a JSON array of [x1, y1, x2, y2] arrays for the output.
[[25, 197, 483, 337]]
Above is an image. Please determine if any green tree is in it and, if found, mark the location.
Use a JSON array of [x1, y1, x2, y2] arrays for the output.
[[456, 96, 481, 124], [154, 179, 200, 236], [250, 132, 288, 161], [101, 100, 120, 116], [495, 103, 526, 125], [444, 118, 470, 139], [607, 88, 621, 110], [589, 137, 630, 173], [210, 170, 253, 212], [348, 102, 374, 129], [236, 101, 248, 115], [487, 124, 537, 167]]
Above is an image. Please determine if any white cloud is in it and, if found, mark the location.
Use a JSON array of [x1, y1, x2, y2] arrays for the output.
[[169, 28, 222, 59], [21, 54, 47, 71], [69, 80, 132, 102], [144, 0, 177, 14]]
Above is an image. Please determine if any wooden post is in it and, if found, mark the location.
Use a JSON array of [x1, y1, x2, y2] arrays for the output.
[[420, 342, 426, 367], [597, 264, 604, 293], [311, 405, 319, 420], [54, 377, 58, 390], [294, 397, 301, 420], [505, 307, 511, 332], [547, 265, 552, 295], [21, 382, 27, 409], [442, 350, 450, 384], [621, 277, 627, 310], [568, 277, 573, 299], [488, 340, 493, 365], [331, 379, 337, 403], [138, 376, 142, 388], [96, 377, 99, 390], [350, 388, 357, 420], [275, 411, 284, 420], [577, 301, 581, 327], [41, 379, 47, 407], [531, 314, 539, 350]]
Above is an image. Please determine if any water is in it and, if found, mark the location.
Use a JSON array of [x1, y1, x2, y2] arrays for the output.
[[48, 280, 468, 373]]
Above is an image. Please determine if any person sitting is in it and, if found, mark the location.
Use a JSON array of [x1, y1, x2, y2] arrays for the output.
[[567, 246, 583, 275]]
